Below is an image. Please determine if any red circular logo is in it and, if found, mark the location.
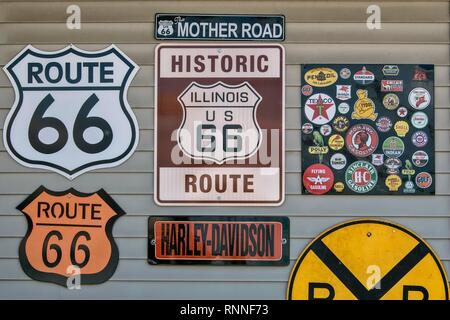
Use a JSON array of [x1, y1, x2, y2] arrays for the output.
[[415, 172, 432, 189], [303, 164, 334, 195], [301, 85, 313, 96], [345, 124, 379, 157]]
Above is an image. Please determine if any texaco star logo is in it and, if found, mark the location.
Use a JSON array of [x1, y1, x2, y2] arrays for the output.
[[304, 93, 336, 125]]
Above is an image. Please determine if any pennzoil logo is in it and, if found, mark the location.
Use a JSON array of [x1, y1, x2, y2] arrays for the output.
[[17, 186, 125, 286], [304, 68, 338, 87]]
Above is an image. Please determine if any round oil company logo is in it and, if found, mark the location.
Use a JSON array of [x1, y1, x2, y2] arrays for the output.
[[353, 66, 375, 85], [287, 219, 450, 300], [332, 116, 349, 132], [345, 124, 379, 157], [408, 87, 431, 110], [412, 150, 429, 167], [328, 134, 345, 151], [304, 93, 336, 125], [301, 85, 313, 96], [340, 68, 351, 79], [303, 164, 334, 195], [384, 157, 402, 174], [320, 124, 332, 137], [412, 131, 428, 147], [334, 182, 345, 192], [302, 123, 314, 134], [385, 175, 402, 191], [383, 93, 400, 110], [411, 112, 429, 129], [415, 172, 432, 189], [330, 153, 347, 170], [345, 161, 378, 193], [397, 106, 408, 118], [394, 121, 409, 137], [376, 117, 392, 133], [382, 136, 405, 158], [338, 102, 350, 114], [304, 68, 338, 87]]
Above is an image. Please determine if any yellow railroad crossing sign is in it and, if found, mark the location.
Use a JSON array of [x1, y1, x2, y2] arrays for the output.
[[287, 219, 449, 300]]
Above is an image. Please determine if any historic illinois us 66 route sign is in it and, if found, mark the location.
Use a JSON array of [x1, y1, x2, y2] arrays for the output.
[[155, 44, 284, 205]]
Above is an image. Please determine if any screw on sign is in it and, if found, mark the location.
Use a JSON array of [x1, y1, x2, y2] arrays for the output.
[[287, 219, 449, 300], [17, 186, 125, 286]]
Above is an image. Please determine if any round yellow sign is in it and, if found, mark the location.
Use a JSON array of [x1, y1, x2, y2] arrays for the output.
[[328, 134, 344, 151], [287, 219, 449, 300]]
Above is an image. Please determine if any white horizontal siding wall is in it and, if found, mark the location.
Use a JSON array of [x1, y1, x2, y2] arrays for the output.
[[0, 0, 448, 299]]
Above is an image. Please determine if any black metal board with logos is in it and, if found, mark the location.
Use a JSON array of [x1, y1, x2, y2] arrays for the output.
[[301, 64, 434, 195]]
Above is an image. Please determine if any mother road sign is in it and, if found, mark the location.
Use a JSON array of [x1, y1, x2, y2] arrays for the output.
[[287, 219, 449, 300], [3, 45, 139, 179], [155, 44, 285, 206]]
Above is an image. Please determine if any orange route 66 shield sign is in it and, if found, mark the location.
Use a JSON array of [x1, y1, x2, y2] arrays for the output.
[[17, 186, 125, 286]]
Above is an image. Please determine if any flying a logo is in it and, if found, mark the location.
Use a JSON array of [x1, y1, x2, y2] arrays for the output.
[[307, 176, 331, 185], [303, 164, 334, 195], [177, 81, 262, 164], [3, 45, 139, 179]]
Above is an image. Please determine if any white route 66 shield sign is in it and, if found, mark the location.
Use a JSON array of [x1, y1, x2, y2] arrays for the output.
[[3, 45, 139, 179], [177, 82, 262, 164]]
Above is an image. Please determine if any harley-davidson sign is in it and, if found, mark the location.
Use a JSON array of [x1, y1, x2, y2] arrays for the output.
[[154, 44, 285, 205], [148, 216, 290, 265]]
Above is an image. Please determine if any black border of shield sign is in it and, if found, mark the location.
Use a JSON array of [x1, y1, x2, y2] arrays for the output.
[[17, 185, 126, 287], [154, 14, 286, 41]]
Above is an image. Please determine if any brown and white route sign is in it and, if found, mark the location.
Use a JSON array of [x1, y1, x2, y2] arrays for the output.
[[154, 44, 285, 206]]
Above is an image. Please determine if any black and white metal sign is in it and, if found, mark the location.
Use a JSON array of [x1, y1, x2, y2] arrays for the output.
[[155, 14, 285, 41], [3, 45, 139, 179]]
